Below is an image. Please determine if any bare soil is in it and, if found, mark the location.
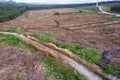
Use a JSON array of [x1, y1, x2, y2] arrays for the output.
[[0, 46, 52, 80], [0, 8, 120, 80], [0, 8, 120, 52]]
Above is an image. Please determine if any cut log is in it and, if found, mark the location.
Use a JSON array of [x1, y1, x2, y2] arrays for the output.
[[0, 32, 102, 80]]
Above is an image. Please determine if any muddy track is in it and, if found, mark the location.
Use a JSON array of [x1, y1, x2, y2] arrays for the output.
[[0, 32, 102, 80]]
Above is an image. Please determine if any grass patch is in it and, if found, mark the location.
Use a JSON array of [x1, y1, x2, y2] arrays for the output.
[[0, 78, 4, 80], [1, 27, 21, 33], [0, 34, 38, 52], [15, 76, 25, 80], [39, 55, 85, 80], [55, 42, 101, 64], [26, 33, 51, 42], [102, 64, 120, 77], [25, 32, 54, 43], [76, 6, 100, 13]]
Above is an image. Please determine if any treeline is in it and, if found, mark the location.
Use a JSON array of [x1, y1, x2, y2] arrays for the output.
[[0, 3, 63, 22], [0, 3, 56, 22], [110, 4, 120, 13], [0, 3, 26, 22], [0, 1, 120, 22]]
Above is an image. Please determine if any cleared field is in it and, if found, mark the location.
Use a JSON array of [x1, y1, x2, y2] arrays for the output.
[[0, 8, 120, 79], [0, 8, 120, 52]]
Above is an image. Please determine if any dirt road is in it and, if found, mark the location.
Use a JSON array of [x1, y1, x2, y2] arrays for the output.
[[96, 2, 120, 17]]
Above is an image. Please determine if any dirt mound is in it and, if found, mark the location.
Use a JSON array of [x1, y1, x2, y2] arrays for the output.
[[0, 46, 50, 80]]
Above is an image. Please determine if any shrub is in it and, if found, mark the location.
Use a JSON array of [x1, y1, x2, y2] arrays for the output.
[[54, 12, 60, 15], [110, 5, 120, 13]]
